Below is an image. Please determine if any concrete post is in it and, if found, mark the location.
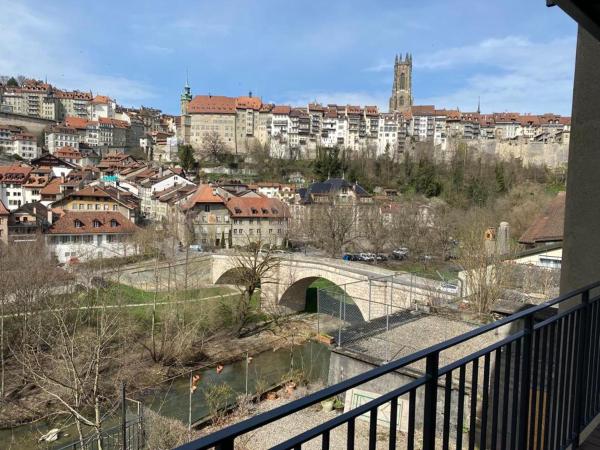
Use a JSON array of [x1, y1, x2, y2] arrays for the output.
[[561, 27, 600, 296], [368, 278, 372, 322]]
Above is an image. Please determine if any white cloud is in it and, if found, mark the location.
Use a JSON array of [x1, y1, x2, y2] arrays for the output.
[[363, 61, 393, 73], [416, 35, 576, 114], [0, 3, 157, 107]]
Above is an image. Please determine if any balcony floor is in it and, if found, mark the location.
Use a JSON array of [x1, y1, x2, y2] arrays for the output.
[[583, 428, 600, 449]]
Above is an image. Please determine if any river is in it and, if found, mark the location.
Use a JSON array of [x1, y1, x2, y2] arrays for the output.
[[0, 341, 330, 450]]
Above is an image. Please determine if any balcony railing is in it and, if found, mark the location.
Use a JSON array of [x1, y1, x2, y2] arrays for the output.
[[175, 281, 600, 450]]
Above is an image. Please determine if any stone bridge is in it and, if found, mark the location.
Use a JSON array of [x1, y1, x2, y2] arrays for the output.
[[211, 254, 454, 321]]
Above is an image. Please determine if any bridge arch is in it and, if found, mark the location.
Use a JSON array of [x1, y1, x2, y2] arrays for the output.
[[210, 254, 433, 322]]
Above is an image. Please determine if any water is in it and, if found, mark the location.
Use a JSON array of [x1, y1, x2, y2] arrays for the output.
[[0, 341, 330, 449]]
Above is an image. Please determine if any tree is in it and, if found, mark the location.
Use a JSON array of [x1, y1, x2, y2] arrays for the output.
[[200, 131, 230, 163], [313, 147, 346, 181], [360, 205, 392, 261], [457, 209, 511, 317], [6, 77, 18, 87], [11, 274, 125, 447], [306, 196, 358, 257], [178, 145, 196, 172], [225, 239, 281, 336]]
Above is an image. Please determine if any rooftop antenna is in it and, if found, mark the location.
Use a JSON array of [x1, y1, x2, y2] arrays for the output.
[[185, 68, 190, 88]]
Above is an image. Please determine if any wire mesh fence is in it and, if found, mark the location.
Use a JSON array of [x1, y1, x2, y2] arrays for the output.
[[316, 272, 452, 362]]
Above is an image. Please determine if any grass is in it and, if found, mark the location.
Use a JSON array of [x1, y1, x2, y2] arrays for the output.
[[305, 278, 350, 312], [100, 283, 236, 305]]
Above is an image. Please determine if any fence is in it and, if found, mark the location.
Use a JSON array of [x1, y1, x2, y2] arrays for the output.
[[174, 280, 600, 450], [55, 397, 144, 450], [316, 273, 455, 361]]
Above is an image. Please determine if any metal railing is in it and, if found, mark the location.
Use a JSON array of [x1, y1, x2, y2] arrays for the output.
[[174, 281, 600, 450]]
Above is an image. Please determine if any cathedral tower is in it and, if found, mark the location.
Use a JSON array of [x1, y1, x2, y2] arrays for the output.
[[388, 53, 413, 113]]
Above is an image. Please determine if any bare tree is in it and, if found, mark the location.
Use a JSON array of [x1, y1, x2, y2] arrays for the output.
[[225, 239, 281, 336], [200, 131, 230, 163], [360, 204, 391, 261], [12, 286, 124, 448], [305, 197, 358, 258], [457, 209, 511, 317]]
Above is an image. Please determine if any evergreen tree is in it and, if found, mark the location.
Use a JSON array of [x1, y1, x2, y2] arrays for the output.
[[220, 231, 226, 248], [6, 77, 18, 87], [178, 145, 196, 172]]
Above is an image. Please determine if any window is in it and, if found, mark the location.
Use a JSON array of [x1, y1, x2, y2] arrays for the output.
[[113, 205, 117, 211], [204, 205, 210, 212], [95, 204, 100, 210], [74, 219, 83, 228], [110, 219, 118, 228], [93, 219, 101, 228]]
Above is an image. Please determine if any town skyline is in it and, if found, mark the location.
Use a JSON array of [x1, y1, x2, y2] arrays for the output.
[[1, 0, 577, 115]]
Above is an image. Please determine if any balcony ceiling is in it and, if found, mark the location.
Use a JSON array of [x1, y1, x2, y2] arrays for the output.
[[549, 0, 600, 41]]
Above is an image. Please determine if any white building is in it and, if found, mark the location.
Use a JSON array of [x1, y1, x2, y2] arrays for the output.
[[11, 133, 40, 160], [45, 125, 80, 154]]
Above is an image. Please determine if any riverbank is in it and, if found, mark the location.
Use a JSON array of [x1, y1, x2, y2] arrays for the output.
[[0, 311, 325, 450]]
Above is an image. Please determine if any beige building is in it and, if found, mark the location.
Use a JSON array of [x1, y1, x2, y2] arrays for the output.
[[187, 95, 237, 153]]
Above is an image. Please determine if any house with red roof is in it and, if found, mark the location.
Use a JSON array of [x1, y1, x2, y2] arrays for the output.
[[46, 211, 139, 263]]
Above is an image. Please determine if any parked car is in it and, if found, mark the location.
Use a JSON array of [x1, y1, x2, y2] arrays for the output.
[[359, 252, 376, 262], [391, 248, 409, 260], [375, 254, 388, 262], [439, 282, 459, 294], [189, 244, 203, 252]]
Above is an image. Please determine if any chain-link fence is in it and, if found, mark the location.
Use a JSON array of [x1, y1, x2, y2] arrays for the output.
[[316, 273, 455, 362]]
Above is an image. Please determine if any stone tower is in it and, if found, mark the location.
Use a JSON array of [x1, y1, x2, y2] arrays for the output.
[[388, 53, 413, 113], [179, 75, 192, 145]]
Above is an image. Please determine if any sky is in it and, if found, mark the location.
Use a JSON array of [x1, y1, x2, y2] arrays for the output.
[[0, 0, 578, 115]]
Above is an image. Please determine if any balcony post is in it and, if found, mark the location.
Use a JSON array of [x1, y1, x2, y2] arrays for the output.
[[422, 351, 440, 450], [518, 314, 534, 449], [574, 289, 591, 447]]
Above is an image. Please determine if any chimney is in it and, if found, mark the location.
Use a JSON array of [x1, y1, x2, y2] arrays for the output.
[[47, 209, 53, 225]]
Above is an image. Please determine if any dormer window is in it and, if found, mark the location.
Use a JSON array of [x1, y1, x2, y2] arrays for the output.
[[92, 219, 101, 228], [74, 219, 83, 228], [110, 219, 118, 228], [261, 208, 269, 214], [271, 208, 278, 214], [234, 207, 242, 214], [251, 208, 258, 214]]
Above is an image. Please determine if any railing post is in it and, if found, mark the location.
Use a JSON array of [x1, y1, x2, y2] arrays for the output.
[[422, 351, 440, 450], [518, 314, 534, 449], [574, 289, 591, 447], [216, 437, 234, 450], [121, 382, 127, 450], [368, 277, 371, 322]]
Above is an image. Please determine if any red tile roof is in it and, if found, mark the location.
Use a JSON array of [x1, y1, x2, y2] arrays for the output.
[[55, 147, 82, 159], [518, 192, 565, 245], [47, 211, 139, 235], [64, 116, 90, 129], [0, 165, 32, 185], [235, 96, 262, 110], [188, 95, 237, 114], [225, 196, 289, 219], [91, 95, 111, 104], [40, 178, 63, 196], [0, 199, 9, 215], [272, 105, 292, 115], [183, 184, 225, 209]]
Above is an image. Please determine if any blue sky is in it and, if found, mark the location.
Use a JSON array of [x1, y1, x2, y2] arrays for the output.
[[0, 0, 577, 115]]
